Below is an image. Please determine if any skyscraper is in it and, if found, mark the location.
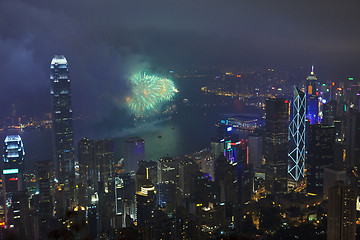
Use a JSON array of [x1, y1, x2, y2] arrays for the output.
[[94, 139, 115, 192], [178, 159, 198, 198], [78, 138, 95, 206], [210, 138, 225, 160], [124, 137, 145, 175], [114, 173, 135, 227], [50, 55, 74, 183], [264, 98, 289, 193], [345, 109, 360, 181], [327, 181, 356, 240], [248, 131, 263, 169], [35, 160, 54, 238], [157, 157, 176, 208], [136, 185, 155, 227], [214, 155, 238, 204], [2, 135, 26, 231], [3, 135, 25, 178], [307, 124, 335, 194], [288, 86, 306, 181], [200, 157, 215, 181], [306, 66, 319, 124]]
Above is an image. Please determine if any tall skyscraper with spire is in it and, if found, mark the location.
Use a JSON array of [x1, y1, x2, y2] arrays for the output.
[[306, 66, 319, 124], [50, 55, 75, 184]]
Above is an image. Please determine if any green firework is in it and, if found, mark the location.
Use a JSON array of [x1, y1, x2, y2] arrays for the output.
[[128, 72, 178, 114]]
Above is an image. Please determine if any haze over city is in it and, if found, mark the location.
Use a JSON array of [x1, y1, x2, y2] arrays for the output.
[[1, 0, 360, 120]]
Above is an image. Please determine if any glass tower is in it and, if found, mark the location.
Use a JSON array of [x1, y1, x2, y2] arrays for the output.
[[288, 86, 306, 181], [50, 55, 74, 183]]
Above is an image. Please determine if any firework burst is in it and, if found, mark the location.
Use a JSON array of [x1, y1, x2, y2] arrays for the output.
[[127, 72, 178, 114]]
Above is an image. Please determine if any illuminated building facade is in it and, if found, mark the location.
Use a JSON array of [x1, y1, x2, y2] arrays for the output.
[[288, 86, 306, 181], [2, 135, 25, 231], [50, 55, 74, 183], [306, 66, 319, 124], [264, 98, 289, 193], [3, 135, 25, 176]]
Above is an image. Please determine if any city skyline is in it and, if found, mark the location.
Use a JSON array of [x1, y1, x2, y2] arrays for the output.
[[0, 1, 360, 239], [0, 51, 358, 240]]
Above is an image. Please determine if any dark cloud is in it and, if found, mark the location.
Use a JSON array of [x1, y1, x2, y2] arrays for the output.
[[1, 0, 360, 121]]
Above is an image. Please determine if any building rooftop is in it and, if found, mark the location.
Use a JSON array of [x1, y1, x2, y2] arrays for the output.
[[5, 135, 22, 142], [51, 55, 67, 65]]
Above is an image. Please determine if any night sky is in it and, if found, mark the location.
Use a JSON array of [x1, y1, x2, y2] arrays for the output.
[[1, 0, 360, 120]]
